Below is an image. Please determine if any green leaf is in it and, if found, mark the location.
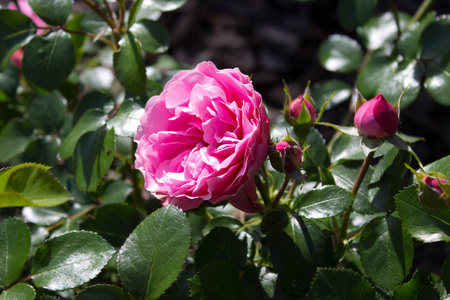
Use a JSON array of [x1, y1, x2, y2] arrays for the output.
[[268, 214, 325, 290], [0, 62, 20, 97], [302, 128, 330, 174], [202, 215, 243, 236], [0, 10, 36, 71], [331, 134, 386, 164], [294, 185, 354, 219], [356, 53, 398, 98], [22, 136, 60, 166], [0, 219, 30, 289], [423, 154, 450, 178], [241, 266, 276, 300], [319, 34, 363, 73], [22, 30, 75, 92], [359, 216, 413, 290], [309, 268, 375, 299], [79, 67, 115, 91], [80, 11, 109, 34], [0, 163, 71, 208], [27, 0, 73, 26], [369, 148, 410, 212], [357, 11, 411, 50], [420, 15, 450, 67], [424, 62, 450, 106], [0, 119, 34, 163], [73, 92, 114, 125], [396, 185, 450, 243], [337, 0, 377, 31], [31, 231, 115, 290], [74, 127, 115, 192], [195, 227, 247, 271], [311, 79, 351, 110], [22, 206, 67, 226], [188, 261, 246, 300], [142, 0, 188, 12], [80, 204, 145, 247], [442, 255, 450, 292], [118, 205, 190, 300], [106, 100, 144, 137], [75, 284, 133, 300], [0, 283, 35, 300], [130, 20, 170, 54], [392, 270, 440, 300], [376, 59, 424, 108], [113, 32, 147, 95], [102, 180, 133, 204], [59, 109, 108, 159], [330, 161, 378, 214], [128, 0, 143, 27], [27, 91, 66, 133], [398, 12, 436, 60]]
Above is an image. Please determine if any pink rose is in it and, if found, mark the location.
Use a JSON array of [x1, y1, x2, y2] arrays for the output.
[[8, 0, 47, 68], [134, 61, 270, 213], [354, 94, 399, 139], [289, 95, 317, 123]]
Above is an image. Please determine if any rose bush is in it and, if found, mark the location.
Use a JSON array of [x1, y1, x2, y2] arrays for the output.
[[134, 61, 270, 213]]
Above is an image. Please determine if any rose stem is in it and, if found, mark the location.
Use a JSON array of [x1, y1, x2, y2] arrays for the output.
[[339, 150, 375, 243], [271, 174, 290, 208]]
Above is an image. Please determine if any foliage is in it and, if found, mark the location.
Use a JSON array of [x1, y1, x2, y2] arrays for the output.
[[0, 0, 450, 299]]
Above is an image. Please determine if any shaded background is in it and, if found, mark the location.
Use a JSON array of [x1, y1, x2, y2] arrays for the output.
[[157, 0, 450, 275]]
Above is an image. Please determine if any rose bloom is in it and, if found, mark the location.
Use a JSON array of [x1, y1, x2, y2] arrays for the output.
[[8, 0, 47, 68], [134, 61, 270, 213]]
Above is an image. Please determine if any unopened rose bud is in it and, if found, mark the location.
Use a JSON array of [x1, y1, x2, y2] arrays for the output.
[[420, 175, 450, 209], [274, 140, 303, 173], [289, 95, 317, 123], [354, 94, 398, 139]]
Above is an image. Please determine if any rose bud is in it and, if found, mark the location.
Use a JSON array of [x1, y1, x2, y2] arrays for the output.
[[289, 95, 317, 124], [273, 140, 303, 173], [420, 175, 450, 209], [354, 94, 399, 139]]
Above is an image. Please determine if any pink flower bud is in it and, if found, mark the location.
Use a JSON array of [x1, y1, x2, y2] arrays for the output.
[[275, 140, 303, 173], [422, 176, 449, 199], [354, 94, 399, 139], [289, 95, 317, 123]]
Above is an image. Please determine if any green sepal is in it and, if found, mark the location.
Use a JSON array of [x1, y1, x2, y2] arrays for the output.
[[354, 88, 367, 113], [393, 86, 409, 118], [316, 91, 335, 122], [302, 80, 315, 106], [282, 80, 293, 125]]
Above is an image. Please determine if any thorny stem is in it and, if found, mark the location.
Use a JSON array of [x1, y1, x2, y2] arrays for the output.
[[255, 173, 271, 208], [386, 0, 402, 41], [63, 27, 117, 50], [271, 174, 290, 208], [339, 151, 375, 243], [117, 0, 127, 35], [80, 0, 120, 45], [46, 204, 96, 231], [286, 179, 298, 204]]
